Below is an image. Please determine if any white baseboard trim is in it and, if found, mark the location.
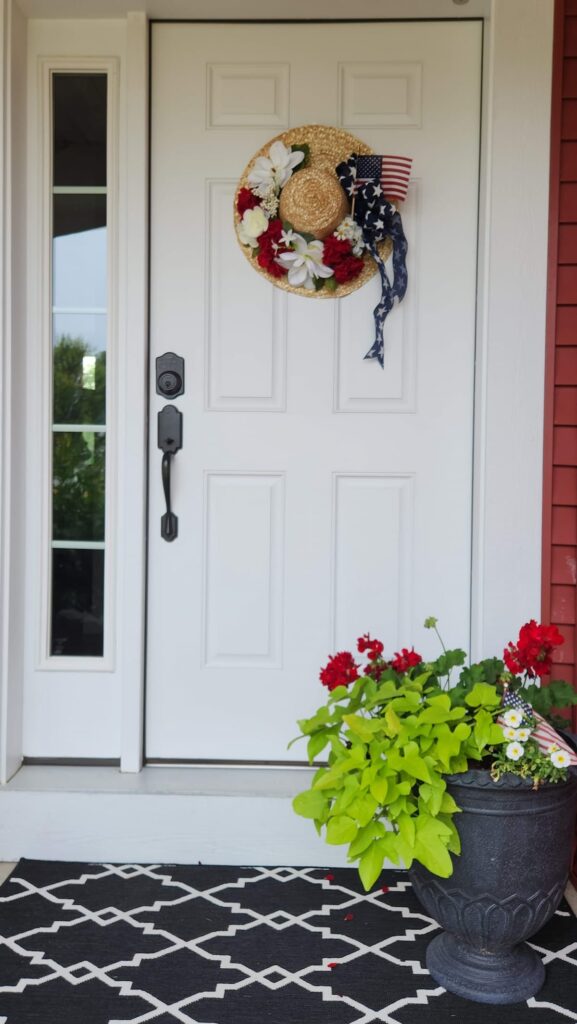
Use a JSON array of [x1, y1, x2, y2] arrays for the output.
[[0, 765, 351, 865]]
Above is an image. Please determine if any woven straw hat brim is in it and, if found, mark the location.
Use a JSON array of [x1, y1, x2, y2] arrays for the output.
[[234, 125, 393, 299]]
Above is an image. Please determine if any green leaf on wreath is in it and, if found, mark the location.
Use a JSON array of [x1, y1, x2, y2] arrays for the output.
[[291, 142, 310, 169]]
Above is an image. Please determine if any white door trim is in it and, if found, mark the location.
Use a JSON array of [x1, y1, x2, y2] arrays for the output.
[[0, 1, 554, 795]]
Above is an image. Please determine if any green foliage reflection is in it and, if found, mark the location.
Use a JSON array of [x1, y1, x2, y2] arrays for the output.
[[52, 335, 106, 542]]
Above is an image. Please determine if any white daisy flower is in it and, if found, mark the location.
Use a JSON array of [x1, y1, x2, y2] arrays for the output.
[[502, 726, 518, 741], [515, 728, 531, 742], [275, 235, 334, 290], [505, 741, 525, 761], [502, 709, 523, 729], [550, 749, 570, 768], [248, 140, 305, 193], [546, 742, 560, 754]]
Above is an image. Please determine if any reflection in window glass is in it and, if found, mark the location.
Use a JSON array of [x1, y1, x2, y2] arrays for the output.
[[52, 431, 105, 542], [52, 325, 106, 425], [50, 73, 108, 658], [52, 197, 107, 309], [52, 549, 104, 657], [53, 73, 107, 187]]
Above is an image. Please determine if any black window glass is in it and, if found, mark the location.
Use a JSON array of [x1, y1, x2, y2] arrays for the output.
[[53, 74, 107, 187], [51, 549, 104, 657]]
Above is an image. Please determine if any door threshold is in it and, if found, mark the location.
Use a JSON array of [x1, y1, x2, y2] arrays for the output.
[[0, 763, 339, 866]]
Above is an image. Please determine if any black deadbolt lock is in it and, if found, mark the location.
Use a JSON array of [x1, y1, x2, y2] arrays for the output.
[[156, 351, 184, 399]]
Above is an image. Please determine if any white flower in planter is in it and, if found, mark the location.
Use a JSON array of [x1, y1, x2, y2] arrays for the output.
[[275, 235, 334, 291], [248, 140, 305, 192], [237, 206, 269, 248], [550, 749, 571, 768], [505, 741, 525, 761], [502, 709, 523, 729], [515, 728, 531, 742]]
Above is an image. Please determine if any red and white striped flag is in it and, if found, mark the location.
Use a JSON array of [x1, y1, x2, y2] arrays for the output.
[[355, 155, 413, 203], [499, 688, 577, 765]]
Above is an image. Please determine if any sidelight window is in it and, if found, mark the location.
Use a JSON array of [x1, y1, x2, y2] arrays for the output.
[[50, 73, 108, 657]]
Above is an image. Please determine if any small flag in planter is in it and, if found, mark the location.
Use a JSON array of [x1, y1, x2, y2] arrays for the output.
[[499, 688, 577, 765]]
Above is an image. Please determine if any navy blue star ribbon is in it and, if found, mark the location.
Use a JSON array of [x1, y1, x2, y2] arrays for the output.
[[336, 154, 408, 368]]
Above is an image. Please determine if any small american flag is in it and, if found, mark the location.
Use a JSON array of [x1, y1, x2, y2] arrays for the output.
[[355, 155, 413, 203], [499, 688, 577, 764]]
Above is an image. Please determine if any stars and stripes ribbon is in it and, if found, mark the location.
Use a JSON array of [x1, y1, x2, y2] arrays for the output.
[[499, 688, 577, 764], [336, 153, 411, 368]]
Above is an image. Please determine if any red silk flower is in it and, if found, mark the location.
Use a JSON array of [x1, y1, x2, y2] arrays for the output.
[[322, 235, 364, 284], [236, 187, 261, 216], [256, 218, 288, 278]]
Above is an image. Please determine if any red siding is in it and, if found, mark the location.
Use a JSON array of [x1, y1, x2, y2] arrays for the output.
[[543, 0, 577, 755]]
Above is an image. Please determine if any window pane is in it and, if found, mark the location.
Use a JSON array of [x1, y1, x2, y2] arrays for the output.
[[53, 431, 105, 542], [51, 549, 104, 657], [53, 323, 106, 425], [53, 195, 107, 309], [53, 74, 107, 187], [50, 72, 108, 659]]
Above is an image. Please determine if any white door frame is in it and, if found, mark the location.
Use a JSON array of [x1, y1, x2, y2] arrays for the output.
[[0, 0, 554, 785]]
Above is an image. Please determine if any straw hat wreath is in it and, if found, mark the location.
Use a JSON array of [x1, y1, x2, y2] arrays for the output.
[[234, 125, 412, 367]]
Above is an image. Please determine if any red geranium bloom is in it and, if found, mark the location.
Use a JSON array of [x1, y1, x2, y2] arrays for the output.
[[391, 647, 422, 673], [357, 633, 384, 657], [503, 620, 564, 678], [236, 187, 260, 216], [256, 218, 288, 278], [320, 651, 360, 691]]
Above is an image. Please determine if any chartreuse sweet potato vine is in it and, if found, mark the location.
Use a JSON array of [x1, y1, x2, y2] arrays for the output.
[[291, 626, 576, 892]]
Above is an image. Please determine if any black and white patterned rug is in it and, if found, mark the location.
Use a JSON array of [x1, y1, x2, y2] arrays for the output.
[[0, 860, 575, 1023]]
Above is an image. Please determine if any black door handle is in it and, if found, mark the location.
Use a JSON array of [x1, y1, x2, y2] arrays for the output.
[[158, 405, 182, 542]]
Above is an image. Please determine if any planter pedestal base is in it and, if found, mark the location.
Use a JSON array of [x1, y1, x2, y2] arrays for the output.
[[426, 931, 545, 1005]]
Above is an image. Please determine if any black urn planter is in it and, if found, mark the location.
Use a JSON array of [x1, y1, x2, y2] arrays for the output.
[[409, 768, 577, 1005]]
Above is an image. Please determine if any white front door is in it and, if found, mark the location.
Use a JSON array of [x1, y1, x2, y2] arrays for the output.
[[146, 20, 482, 763]]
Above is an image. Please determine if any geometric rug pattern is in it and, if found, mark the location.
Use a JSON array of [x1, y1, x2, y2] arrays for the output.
[[0, 860, 575, 1023]]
